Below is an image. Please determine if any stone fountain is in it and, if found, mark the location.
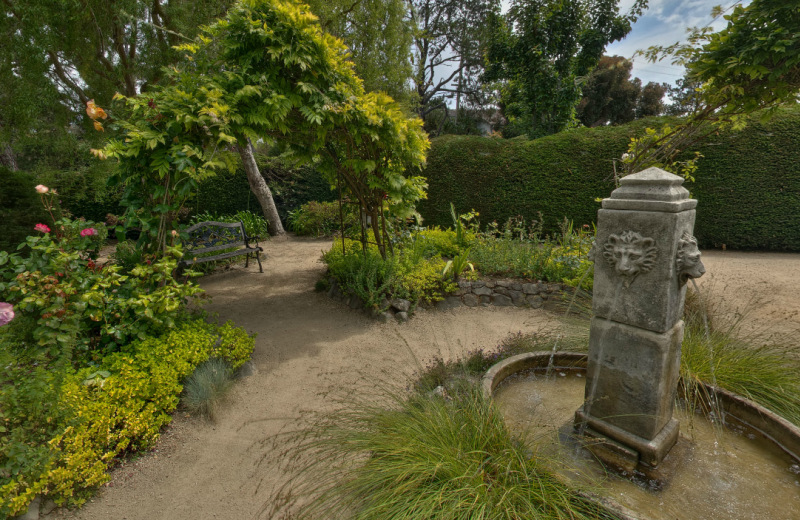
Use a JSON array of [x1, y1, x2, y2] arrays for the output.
[[574, 166, 706, 473], [482, 166, 800, 519]]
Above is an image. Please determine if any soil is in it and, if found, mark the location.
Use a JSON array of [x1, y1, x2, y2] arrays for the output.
[[53, 239, 800, 520]]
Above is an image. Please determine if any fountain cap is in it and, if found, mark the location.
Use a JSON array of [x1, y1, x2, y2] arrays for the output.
[[602, 167, 697, 212]]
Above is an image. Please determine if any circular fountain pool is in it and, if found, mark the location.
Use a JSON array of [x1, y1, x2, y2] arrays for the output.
[[484, 353, 800, 520]]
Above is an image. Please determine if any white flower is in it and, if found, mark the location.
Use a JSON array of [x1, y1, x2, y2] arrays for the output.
[[35, 184, 49, 194], [621, 153, 630, 161]]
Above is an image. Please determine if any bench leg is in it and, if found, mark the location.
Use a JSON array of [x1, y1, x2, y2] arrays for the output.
[[245, 251, 250, 269], [256, 250, 263, 273]]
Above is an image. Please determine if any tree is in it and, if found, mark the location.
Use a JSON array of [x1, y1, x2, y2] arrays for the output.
[[303, 0, 413, 102], [0, 0, 237, 210], [409, 0, 499, 130], [623, 0, 800, 177], [664, 74, 703, 117], [577, 55, 667, 126], [577, 55, 640, 127], [483, 0, 648, 138], [96, 0, 429, 257], [635, 81, 667, 119]]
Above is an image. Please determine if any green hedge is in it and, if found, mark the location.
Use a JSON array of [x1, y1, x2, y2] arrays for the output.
[[190, 158, 336, 224], [418, 108, 800, 251], [49, 156, 336, 226]]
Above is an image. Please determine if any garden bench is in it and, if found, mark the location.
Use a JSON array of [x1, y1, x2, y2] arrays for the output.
[[178, 221, 263, 273]]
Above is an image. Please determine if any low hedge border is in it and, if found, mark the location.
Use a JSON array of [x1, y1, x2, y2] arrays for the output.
[[1, 320, 255, 518]]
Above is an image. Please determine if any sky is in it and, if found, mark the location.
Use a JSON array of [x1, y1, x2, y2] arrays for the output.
[[499, 0, 750, 87], [605, 0, 750, 87]]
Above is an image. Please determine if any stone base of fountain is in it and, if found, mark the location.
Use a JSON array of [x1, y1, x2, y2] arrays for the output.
[[574, 409, 679, 475]]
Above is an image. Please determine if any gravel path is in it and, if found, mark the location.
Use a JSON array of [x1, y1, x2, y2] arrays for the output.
[[59, 236, 556, 520]]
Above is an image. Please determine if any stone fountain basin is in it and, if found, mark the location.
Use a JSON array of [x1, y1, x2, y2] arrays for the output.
[[481, 351, 800, 520]]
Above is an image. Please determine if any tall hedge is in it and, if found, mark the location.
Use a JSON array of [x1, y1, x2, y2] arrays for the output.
[[418, 107, 800, 251]]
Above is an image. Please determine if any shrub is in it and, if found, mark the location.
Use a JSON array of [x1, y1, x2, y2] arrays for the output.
[[287, 200, 358, 237], [111, 240, 148, 274], [418, 107, 800, 251], [191, 210, 269, 239], [0, 167, 58, 254], [322, 239, 457, 308], [0, 232, 203, 361], [182, 358, 235, 421], [270, 385, 619, 520], [0, 320, 255, 516]]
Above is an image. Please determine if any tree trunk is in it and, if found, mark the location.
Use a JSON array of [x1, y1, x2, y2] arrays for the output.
[[236, 140, 286, 236], [0, 141, 17, 171]]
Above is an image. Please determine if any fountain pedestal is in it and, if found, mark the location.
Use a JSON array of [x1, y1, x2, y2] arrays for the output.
[[575, 167, 705, 471]]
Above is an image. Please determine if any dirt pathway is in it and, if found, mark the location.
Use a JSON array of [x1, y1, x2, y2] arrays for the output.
[[697, 250, 800, 338], [60, 236, 555, 520]]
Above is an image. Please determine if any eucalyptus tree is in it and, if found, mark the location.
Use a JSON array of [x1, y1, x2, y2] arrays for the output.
[[483, 0, 648, 138], [408, 0, 500, 130]]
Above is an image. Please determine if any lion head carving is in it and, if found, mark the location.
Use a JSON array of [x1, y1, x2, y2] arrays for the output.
[[603, 230, 658, 287], [676, 232, 705, 285]]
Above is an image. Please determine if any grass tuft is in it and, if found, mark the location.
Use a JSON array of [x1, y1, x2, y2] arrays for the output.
[[267, 385, 620, 519], [681, 285, 800, 426], [182, 358, 234, 421]]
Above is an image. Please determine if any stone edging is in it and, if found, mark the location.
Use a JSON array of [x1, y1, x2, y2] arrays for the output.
[[326, 276, 572, 323]]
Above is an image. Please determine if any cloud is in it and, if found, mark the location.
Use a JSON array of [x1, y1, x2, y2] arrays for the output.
[[608, 0, 752, 86]]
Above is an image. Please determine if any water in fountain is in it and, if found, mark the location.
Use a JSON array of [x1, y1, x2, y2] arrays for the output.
[[494, 369, 800, 520]]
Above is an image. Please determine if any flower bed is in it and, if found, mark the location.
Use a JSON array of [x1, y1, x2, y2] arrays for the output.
[[0, 320, 255, 517]]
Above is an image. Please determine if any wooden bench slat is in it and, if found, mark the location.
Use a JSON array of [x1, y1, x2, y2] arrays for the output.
[[181, 247, 262, 266], [185, 241, 247, 255]]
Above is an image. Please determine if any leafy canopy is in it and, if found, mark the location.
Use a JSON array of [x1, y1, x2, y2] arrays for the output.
[[483, 0, 648, 138], [95, 0, 430, 254], [625, 0, 800, 176]]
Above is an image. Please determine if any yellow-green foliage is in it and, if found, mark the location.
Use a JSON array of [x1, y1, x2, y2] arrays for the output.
[[415, 228, 472, 258], [322, 239, 457, 306], [0, 320, 255, 516], [397, 256, 456, 303]]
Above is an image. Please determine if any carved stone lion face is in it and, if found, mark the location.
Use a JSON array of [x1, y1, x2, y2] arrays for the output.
[[603, 230, 657, 287], [676, 232, 705, 284]]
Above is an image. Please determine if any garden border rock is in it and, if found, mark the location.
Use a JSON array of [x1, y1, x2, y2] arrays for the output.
[[325, 276, 574, 323]]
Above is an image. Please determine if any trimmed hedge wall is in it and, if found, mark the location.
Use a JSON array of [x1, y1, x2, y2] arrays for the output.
[[418, 108, 800, 251], [194, 159, 336, 223]]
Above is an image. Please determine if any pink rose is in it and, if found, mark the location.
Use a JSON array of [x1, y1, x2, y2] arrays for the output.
[[34, 223, 51, 233], [35, 185, 49, 194], [171, 230, 178, 237], [80, 227, 98, 237], [0, 303, 14, 327]]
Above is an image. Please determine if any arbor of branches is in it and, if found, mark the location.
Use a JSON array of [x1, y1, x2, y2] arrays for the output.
[[93, 0, 429, 258], [623, 0, 800, 177]]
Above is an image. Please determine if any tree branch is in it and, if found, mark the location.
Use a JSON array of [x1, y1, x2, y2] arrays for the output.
[[47, 51, 90, 105]]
